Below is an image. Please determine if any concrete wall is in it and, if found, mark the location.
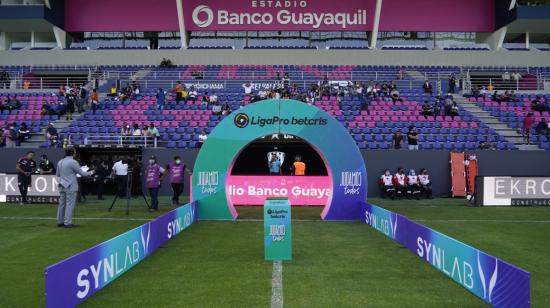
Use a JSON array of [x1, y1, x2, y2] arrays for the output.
[[1, 149, 548, 199], [1, 49, 550, 67]]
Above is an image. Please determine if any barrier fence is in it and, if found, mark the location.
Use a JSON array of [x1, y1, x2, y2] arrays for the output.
[[44, 201, 197, 308], [361, 202, 530, 307]]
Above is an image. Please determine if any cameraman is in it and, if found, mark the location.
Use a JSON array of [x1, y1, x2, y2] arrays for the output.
[[112, 157, 129, 198]]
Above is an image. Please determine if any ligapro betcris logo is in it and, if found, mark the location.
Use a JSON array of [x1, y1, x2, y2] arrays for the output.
[[192, 5, 214, 28]]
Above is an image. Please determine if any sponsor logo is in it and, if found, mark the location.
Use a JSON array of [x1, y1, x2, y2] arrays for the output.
[[477, 251, 498, 302], [364, 209, 397, 240], [234, 113, 250, 128], [197, 171, 219, 195], [192, 5, 214, 28], [191, 1, 368, 30], [340, 171, 362, 195]]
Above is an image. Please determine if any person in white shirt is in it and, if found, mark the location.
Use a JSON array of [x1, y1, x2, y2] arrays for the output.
[[132, 123, 142, 136], [111, 158, 129, 198], [406, 170, 421, 200], [188, 87, 198, 103], [211, 102, 222, 115], [379, 169, 395, 199], [198, 128, 208, 148], [243, 83, 253, 96], [209, 92, 218, 104], [418, 168, 432, 199], [393, 168, 407, 200]]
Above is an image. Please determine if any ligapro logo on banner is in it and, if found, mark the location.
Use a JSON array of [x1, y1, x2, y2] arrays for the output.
[[361, 203, 531, 307], [45, 202, 197, 308], [188, 0, 371, 31]]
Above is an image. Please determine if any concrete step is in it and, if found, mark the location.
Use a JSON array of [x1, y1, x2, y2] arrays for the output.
[[516, 144, 543, 151]]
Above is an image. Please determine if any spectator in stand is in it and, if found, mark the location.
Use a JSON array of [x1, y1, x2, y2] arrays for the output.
[[432, 97, 442, 120], [148, 123, 160, 140], [407, 126, 419, 150], [65, 89, 76, 120], [201, 91, 210, 107], [243, 83, 253, 96], [531, 96, 545, 114], [421, 101, 433, 119], [18, 123, 30, 144], [209, 92, 218, 105], [479, 141, 496, 150], [211, 101, 222, 115], [6, 95, 21, 110], [390, 88, 402, 103], [0, 70, 10, 89], [188, 87, 198, 104], [282, 73, 291, 88], [422, 80, 433, 95], [501, 91, 511, 102], [156, 88, 166, 110], [535, 118, 549, 135], [480, 86, 488, 98], [4, 124, 16, 148], [509, 90, 519, 102], [108, 84, 117, 97], [23, 80, 31, 89], [522, 113, 535, 145], [174, 81, 183, 104], [198, 128, 208, 148], [132, 123, 142, 136], [221, 102, 231, 116], [511, 72, 522, 82], [450, 102, 460, 120], [121, 123, 132, 136], [448, 74, 456, 93], [502, 71, 511, 84], [90, 89, 99, 115], [443, 94, 454, 116], [45, 123, 59, 146], [392, 130, 404, 150], [160, 58, 173, 67], [142, 125, 150, 137]]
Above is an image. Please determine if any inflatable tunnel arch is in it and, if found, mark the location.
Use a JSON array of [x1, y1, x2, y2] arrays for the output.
[[192, 99, 367, 220]]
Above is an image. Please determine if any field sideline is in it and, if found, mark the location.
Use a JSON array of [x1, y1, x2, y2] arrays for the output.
[[0, 197, 549, 307]]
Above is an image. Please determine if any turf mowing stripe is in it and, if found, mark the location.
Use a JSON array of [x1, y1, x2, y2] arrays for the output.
[[271, 261, 283, 308]]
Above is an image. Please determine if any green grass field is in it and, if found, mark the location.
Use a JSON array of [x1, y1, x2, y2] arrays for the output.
[[1, 197, 549, 307]]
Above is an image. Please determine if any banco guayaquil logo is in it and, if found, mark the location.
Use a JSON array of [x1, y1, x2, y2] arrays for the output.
[[234, 113, 250, 128], [192, 5, 214, 28]]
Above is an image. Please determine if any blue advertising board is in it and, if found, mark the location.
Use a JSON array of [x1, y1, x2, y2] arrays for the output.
[[44, 202, 198, 308], [361, 202, 530, 307], [264, 198, 292, 261]]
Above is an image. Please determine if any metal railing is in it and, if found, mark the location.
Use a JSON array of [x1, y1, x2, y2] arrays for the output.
[[78, 135, 158, 148]]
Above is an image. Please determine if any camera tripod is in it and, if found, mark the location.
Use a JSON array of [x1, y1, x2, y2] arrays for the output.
[[108, 171, 150, 215]]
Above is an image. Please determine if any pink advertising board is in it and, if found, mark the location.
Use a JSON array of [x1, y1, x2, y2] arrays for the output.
[[226, 176, 331, 206], [64, 0, 494, 32], [184, 0, 374, 31]]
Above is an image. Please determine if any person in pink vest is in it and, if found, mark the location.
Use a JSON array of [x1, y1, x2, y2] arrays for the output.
[[145, 155, 165, 212], [166, 156, 193, 207]]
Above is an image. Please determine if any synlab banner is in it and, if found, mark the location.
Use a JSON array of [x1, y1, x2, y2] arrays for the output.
[[184, 0, 374, 31], [45, 202, 197, 308], [226, 175, 331, 206], [0, 174, 59, 203], [361, 203, 531, 307]]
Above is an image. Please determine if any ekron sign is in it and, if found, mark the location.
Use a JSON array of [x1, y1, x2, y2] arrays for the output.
[[184, 0, 374, 31]]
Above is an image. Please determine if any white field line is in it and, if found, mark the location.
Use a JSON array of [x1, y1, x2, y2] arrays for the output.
[[271, 261, 283, 308]]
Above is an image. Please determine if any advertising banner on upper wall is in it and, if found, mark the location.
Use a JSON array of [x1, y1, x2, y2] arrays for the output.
[[184, 0, 375, 31]]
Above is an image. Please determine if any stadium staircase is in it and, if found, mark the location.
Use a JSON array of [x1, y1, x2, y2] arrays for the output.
[[21, 112, 83, 148], [453, 94, 541, 151]]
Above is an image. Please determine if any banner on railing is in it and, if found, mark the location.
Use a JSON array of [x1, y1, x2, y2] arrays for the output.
[[44, 202, 198, 308], [361, 202, 530, 307]]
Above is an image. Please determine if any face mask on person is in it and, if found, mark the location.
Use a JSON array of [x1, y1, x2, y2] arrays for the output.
[[175, 159, 181, 164], [411, 171, 416, 176], [385, 171, 390, 176], [149, 160, 155, 165]]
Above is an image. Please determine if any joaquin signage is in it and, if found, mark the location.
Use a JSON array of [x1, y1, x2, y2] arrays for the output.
[[476, 176, 550, 206], [361, 203, 531, 307], [0, 174, 59, 203], [44, 202, 198, 308], [192, 99, 367, 220], [185, 0, 374, 31]]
